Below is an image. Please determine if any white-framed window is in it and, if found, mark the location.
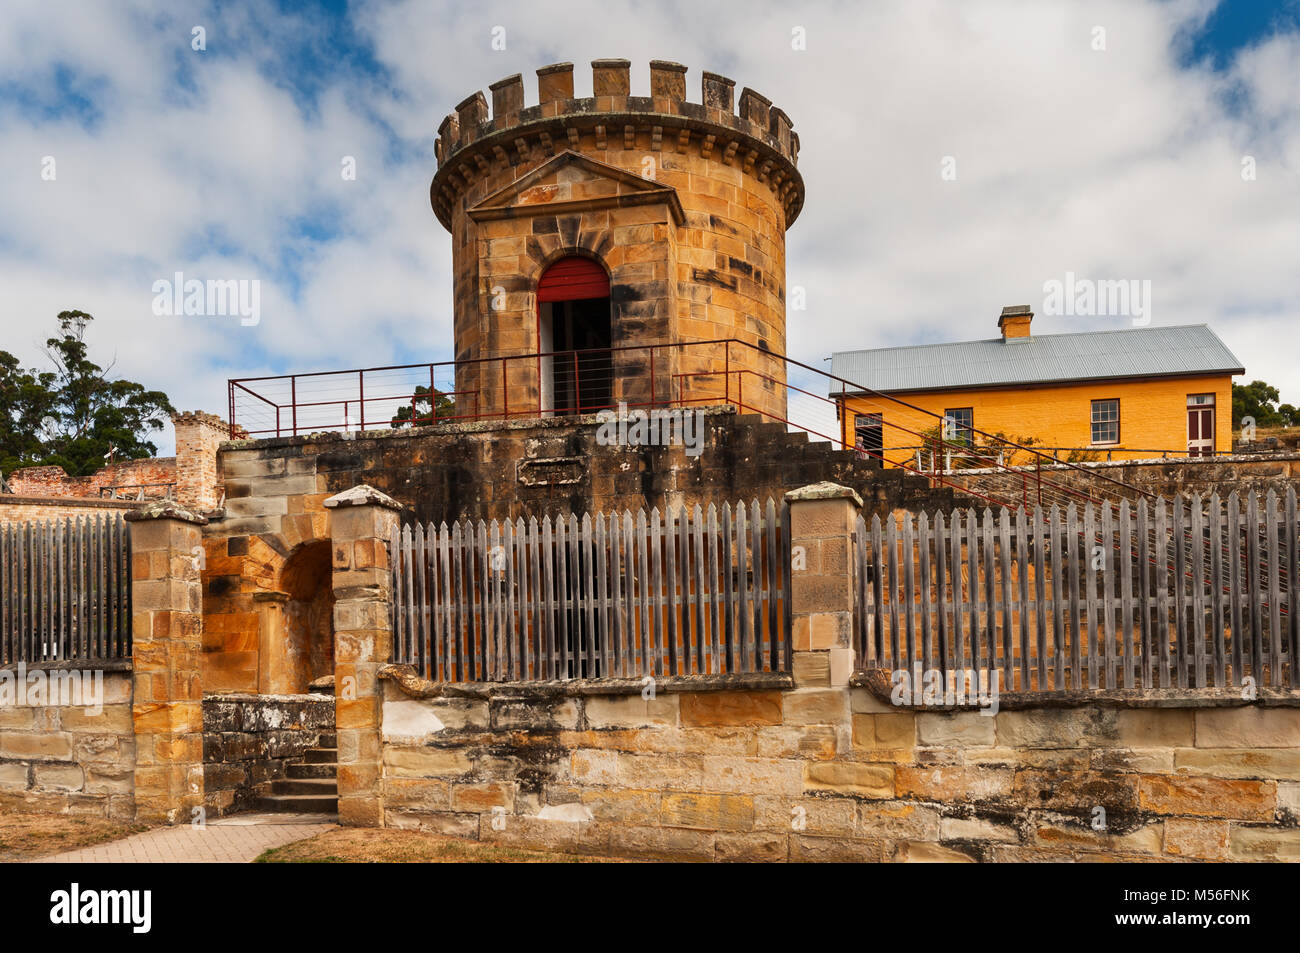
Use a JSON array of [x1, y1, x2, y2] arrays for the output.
[[1091, 398, 1120, 445], [943, 407, 974, 445]]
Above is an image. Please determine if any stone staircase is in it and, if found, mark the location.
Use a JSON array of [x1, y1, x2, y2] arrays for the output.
[[254, 732, 339, 814]]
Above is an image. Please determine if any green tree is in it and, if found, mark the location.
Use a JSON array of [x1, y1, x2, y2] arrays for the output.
[[1232, 379, 1299, 429], [0, 311, 174, 478], [390, 385, 456, 428]]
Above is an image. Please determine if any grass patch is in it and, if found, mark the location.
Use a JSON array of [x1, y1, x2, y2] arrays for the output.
[[254, 827, 629, 863], [0, 812, 149, 860]]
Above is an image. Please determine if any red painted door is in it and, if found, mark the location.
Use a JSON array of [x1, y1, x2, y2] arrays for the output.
[[1187, 406, 1214, 457]]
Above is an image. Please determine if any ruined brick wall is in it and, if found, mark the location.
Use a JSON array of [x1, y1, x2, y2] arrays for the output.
[[0, 496, 139, 524], [202, 693, 334, 816], [5, 459, 176, 499], [377, 676, 1300, 862], [0, 668, 135, 820], [432, 60, 802, 421]]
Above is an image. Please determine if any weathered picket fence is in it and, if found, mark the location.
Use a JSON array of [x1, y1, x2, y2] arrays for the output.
[[854, 489, 1299, 691], [391, 499, 792, 682], [0, 515, 133, 664]]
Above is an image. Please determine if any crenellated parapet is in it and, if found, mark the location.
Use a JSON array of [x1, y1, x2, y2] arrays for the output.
[[430, 59, 804, 229]]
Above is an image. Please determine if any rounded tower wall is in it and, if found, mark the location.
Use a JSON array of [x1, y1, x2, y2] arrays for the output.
[[431, 60, 804, 421]]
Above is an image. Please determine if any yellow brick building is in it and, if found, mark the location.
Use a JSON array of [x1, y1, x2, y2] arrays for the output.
[[831, 307, 1244, 466]]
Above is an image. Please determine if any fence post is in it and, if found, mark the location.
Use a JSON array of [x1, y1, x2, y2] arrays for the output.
[[325, 484, 404, 827], [125, 501, 207, 825], [785, 482, 862, 690]]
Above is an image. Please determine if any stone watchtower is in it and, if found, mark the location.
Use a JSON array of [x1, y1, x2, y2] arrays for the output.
[[431, 59, 803, 421]]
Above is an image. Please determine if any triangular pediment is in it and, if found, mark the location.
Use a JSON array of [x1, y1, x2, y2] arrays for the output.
[[468, 151, 684, 225]]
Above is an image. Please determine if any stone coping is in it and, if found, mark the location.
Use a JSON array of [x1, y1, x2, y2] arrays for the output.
[[201, 691, 334, 703], [380, 663, 792, 699], [221, 404, 740, 452], [0, 658, 131, 673], [853, 668, 1300, 709], [0, 494, 140, 510]]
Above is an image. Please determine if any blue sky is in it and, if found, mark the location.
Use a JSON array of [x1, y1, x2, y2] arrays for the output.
[[1, 0, 1298, 454]]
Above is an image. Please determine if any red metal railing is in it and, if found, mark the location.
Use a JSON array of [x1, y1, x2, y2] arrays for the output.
[[228, 338, 1152, 511]]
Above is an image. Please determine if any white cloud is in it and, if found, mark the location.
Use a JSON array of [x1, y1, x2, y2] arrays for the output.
[[0, 0, 1297, 459]]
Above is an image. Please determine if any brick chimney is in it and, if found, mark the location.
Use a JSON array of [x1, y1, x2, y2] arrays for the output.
[[172, 411, 244, 512], [999, 305, 1032, 342]]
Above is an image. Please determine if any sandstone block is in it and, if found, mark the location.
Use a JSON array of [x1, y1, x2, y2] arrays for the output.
[[1138, 775, 1276, 821], [679, 691, 782, 727], [1164, 817, 1230, 860], [804, 762, 894, 798]]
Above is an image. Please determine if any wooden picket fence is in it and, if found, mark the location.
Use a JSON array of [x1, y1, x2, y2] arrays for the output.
[[0, 515, 133, 664], [391, 499, 792, 682], [854, 489, 1300, 691]]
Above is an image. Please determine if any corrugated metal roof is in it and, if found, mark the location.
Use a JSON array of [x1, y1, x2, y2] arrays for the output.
[[829, 324, 1244, 395]]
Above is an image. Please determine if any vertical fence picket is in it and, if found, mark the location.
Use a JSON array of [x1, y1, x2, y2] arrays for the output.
[[721, 503, 735, 672], [935, 511, 949, 684], [998, 507, 1013, 692], [736, 503, 752, 673], [596, 513, 610, 679], [781, 499, 793, 674], [1288, 487, 1299, 689], [750, 499, 764, 672], [631, 509, 647, 670], [663, 508, 678, 676], [1246, 492, 1264, 684], [1208, 495, 1225, 689], [1190, 494, 1207, 689], [766, 498, 779, 673], [1119, 501, 1135, 690], [694, 504, 708, 676], [1266, 490, 1282, 687], [707, 504, 721, 675], [956, 512, 967, 676], [1016, 506, 1031, 693], [1033, 505, 1048, 691]]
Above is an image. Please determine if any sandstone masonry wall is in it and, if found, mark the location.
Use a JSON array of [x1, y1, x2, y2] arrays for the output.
[[377, 677, 1300, 862], [0, 668, 135, 820]]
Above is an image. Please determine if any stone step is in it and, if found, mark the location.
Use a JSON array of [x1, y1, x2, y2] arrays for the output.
[[287, 761, 337, 780], [268, 777, 337, 796], [254, 793, 339, 814], [304, 747, 338, 764]]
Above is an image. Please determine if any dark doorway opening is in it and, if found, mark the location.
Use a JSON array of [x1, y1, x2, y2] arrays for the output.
[[538, 256, 613, 415]]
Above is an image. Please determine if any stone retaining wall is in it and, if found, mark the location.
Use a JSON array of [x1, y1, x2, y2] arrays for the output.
[[377, 674, 1300, 862], [202, 692, 334, 815], [0, 667, 135, 820]]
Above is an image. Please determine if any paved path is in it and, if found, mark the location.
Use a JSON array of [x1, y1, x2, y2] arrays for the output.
[[35, 813, 337, 864]]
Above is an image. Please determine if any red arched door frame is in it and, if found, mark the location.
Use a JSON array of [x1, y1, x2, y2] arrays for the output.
[[536, 256, 612, 414]]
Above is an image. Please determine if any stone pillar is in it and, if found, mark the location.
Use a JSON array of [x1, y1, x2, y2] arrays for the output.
[[325, 485, 404, 827], [126, 500, 208, 824], [785, 482, 862, 691]]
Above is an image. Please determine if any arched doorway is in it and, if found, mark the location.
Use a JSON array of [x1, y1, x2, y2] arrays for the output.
[[537, 256, 613, 414], [278, 541, 335, 693]]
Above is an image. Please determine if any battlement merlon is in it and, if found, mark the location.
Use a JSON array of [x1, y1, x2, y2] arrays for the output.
[[430, 59, 805, 231]]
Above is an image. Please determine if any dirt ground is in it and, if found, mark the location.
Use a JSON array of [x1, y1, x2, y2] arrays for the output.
[[0, 811, 150, 860]]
